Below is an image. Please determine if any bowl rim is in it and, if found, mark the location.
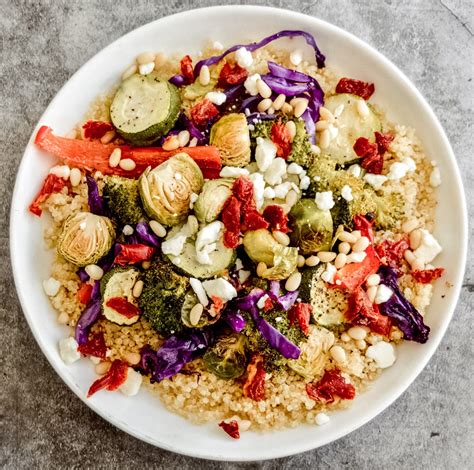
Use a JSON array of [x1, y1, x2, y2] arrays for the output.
[[9, 4, 468, 461]]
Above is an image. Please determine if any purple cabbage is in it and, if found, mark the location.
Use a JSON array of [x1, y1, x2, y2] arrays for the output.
[[378, 266, 430, 343], [261, 74, 311, 96], [135, 221, 160, 247], [139, 330, 214, 383], [267, 61, 314, 82], [74, 281, 101, 345], [193, 30, 326, 77], [77, 267, 89, 282], [224, 310, 247, 333], [246, 112, 277, 124], [85, 175, 104, 215], [169, 74, 187, 86], [266, 281, 298, 311], [269, 281, 280, 298], [179, 113, 207, 145]]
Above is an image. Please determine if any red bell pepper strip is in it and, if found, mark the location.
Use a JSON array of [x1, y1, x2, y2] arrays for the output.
[[28, 173, 68, 216], [105, 297, 141, 319], [113, 243, 155, 266], [34, 126, 222, 179], [77, 283, 93, 304], [87, 359, 128, 397]]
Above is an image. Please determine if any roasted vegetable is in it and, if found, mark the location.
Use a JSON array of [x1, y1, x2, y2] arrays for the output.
[[194, 178, 233, 223], [374, 192, 405, 230], [288, 118, 313, 167], [57, 211, 115, 266], [139, 152, 204, 226], [203, 334, 248, 379], [180, 291, 221, 328]]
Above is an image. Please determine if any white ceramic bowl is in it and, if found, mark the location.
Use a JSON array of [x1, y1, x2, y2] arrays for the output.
[[10, 5, 467, 461]]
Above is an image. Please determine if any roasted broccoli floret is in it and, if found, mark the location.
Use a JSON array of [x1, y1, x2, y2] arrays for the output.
[[103, 175, 146, 226], [139, 260, 189, 336], [374, 192, 404, 230]]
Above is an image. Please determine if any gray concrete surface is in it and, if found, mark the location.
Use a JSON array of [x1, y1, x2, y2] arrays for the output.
[[1, 0, 473, 468]]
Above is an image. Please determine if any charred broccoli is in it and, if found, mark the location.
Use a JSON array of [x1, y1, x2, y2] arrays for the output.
[[374, 191, 404, 230], [103, 175, 146, 226]]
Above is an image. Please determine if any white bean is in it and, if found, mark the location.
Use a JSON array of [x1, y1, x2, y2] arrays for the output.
[[285, 272, 302, 291], [149, 220, 167, 238], [402, 219, 419, 233], [119, 158, 136, 171], [69, 168, 82, 187], [305, 255, 320, 267], [85, 264, 104, 281], [317, 251, 337, 263], [273, 231, 290, 246], [410, 229, 422, 250], [109, 148, 122, 168], [330, 346, 346, 363]]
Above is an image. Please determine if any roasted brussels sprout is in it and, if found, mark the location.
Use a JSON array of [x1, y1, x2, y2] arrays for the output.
[[288, 199, 333, 255], [57, 211, 115, 266], [260, 245, 298, 280], [194, 178, 233, 224], [181, 291, 221, 328], [139, 153, 204, 226], [203, 334, 248, 379], [210, 113, 251, 167]]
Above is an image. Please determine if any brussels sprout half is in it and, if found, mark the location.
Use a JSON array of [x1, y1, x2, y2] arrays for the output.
[[194, 178, 233, 224], [203, 334, 248, 380]]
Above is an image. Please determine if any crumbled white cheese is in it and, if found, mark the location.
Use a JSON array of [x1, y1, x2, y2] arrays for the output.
[[257, 294, 269, 309], [195, 221, 223, 265], [119, 367, 143, 396], [238, 270, 251, 284], [205, 91, 227, 106], [243, 73, 261, 96], [43, 277, 61, 297], [315, 191, 335, 210], [315, 412, 330, 426], [366, 341, 396, 368], [138, 62, 155, 75], [161, 232, 187, 256], [413, 229, 442, 264], [287, 162, 304, 175], [430, 166, 441, 187], [364, 173, 387, 190], [341, 185, 353, 202], [264, 158, 287, 186], [387, 161, 409, 180], [189, 192, 199, 209], [212, 40, 224, 50], [321, 263, 337, 284], [182, 215, 199, 237], [190, 277, 209, 307], [219, 166, 250, 178], [374, 284, 393, 304], [255, 137, 277, 172], [122, 225, 134, 236], [290, 49, 303, 66], [249, 172, 265, 209], [235, 47, 253, 68], [402, 157, 416, 172], [49, 165, 70, 180], [273, 182, 292, 199], [347, 164, 362, 178], [59, 337, 81, 365], [235, 258, 244, 270], [263, 186, 276, 199], [299, 175, 311, 190], [202, 278, 237, 302]]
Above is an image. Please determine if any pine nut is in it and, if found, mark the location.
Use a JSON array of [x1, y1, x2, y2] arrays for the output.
[[162, 135, 180, 151], [154, 52, 167, 69], [119, 158, 136, 171], [273, 94, 286, 110], [305, 255, 320, 267], [109, 148, 122, 168], [366, 273, 381, 287], [297, 255, 306, 268], [57, 312, 69, 324], [404, 249, 416, 266], [137, 51, 155, 64], [124, 352, 141, 365], [189, 137, 198, 147], [317, 251, 337, 263], [285, 190, 298, 207], [257, 98, 272, 113], [178, 130, 190, 147], [285, 120, 297, 140], [367, 285, 378, 303], [267, 106, 275, 115], [142, 261, 151, 270], [256, 262, 267, 277], [412, 259, 425, 271], [341, 332, 351, 342], [357, 99, 370, 117], [319, 106, 334, 121], [293, 98, 309, 118], [339, 241, 351, 254], [356, 339, 367, 349], [256, 79, 272, 99], [199, 65, 210, 86], [69, 168, 82, 187], [348, 326, 367, 340], [402, 219, 419, 233], [132, 280, 144, 298], [351, 230, 362, 239], [85, 264, 104, 281], [95, 361, 111, 375], [315, 120, 330, 131], [352, 236, 370, 253], [410, 229, 422, 250], [122, 64, 137, 81], [273, 231, 290, 246], [311, 144, 321, 155], [319, 129, 330, 149], [333, 104, 345, 118], [281, 102, 293, 114], [285, 272, 302, 291], [334, 253, 347, 269], [330, 345, 346, 363], [189, 303, 204, 326], [122, 224, 134, 236], [100, 130, 115, 144], [149, 220, 167, 237]]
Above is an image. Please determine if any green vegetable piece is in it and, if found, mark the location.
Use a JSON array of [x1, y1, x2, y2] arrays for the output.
[[139, 152, 204, 226], [260, 245, 298, 281], [180, 291, 221, 328], [194, 178, 233, 224], [242, 229, 280, 266], [57, 211, 115, 266], [288, 118, 313, 167], [210, 113, 251, 167], [203, 334, 248, 379], [374, 192, 405, 230], [110, 72, 181, 146], [288, 199, 333, 255]]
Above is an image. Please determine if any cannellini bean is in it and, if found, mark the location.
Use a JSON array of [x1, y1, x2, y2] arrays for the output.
[[85, 264, 104, 281], [273, 231, 290, 246], [119, 158, 136, 171], [317, 251, 337, 263], [285, 272, 302, 291], [109, 148, 122, 168], [149, 220, 167, 237], [402, 219, 419, 233], [69, 168, 82, 187], [410, 229, 422, 250], [330, 346, 346, 363]]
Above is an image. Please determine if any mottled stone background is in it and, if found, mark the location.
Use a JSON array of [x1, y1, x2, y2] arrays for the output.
[[1, 0, 473, 468]]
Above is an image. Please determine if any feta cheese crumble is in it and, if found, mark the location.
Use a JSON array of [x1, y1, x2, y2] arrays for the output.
[[202, 278, 237, 302], [347, 164, 362, 178], [315, 191, 335, 210], [195, 221, 223, 265], [315, 412, 330, 426], [430, 166, 441, 187], [219, 166, 250, 178], [235, 47, 253, 68], [205, 91, 227, 106], [43, 277, 61, 296], [413, 229, 442, 264], [321, 263, 337, 284], [364, 173, 387, 190], [244, 73, 261, 96], [366, 341, 396, 368], [341, 185, 353, 202], [264, 158, 287, 186], [190, 277, 209, 307], [161, 232, 187, 256], [59, 337, 81, 365], [374, 284, 393, 304], [119, 368, 143, 396], [255, 137, 277, 172]]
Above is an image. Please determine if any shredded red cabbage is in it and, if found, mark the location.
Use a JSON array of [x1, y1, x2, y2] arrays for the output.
[[378, 266, 430, 343], [266, 281, 299, 311], [85, 175, 104, 215], [75, 281, 101, 345], [135, 221, 160, 247], [267, 61, 313, 82], [224, 310, 247, 333], [260, 75, 311, 96], [169, 74, 187, 86]]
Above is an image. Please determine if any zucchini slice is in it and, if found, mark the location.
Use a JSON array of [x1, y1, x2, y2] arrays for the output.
[[110, 72, 181, 146], [321, 93, 381, 165], [100, 267, 141, 325]]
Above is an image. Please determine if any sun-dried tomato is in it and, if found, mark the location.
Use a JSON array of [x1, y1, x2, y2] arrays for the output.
[[87, 359, 128, 397], [78, 332, 107, 359], [288, 303, 311, 336], [270, 122, 292, 159], [218, 420, 240, 439], [232, 175, 254, 202], [375, 131, 394, 154], [211, 296, 225, 316], [336, 77, 375, 100], [105, 297, 141, 318], [306, 369, 356, 403], [263, 296, 274, 312], [29, 174, 68, 216], [345, 288, 392, 336], [376, 237, 409, 271], [353, 137, 382, 174], [77, 283, 93, 304], [180, 55, 194, 84], [218, 62, 248, 87], [222, 196, 241, 248], [82, 120, 114, 140], [262, 205, 290, 233], [114, 243, 155, 266], [243, 354, 266, 401], [190, 98, 219, 128], [241, 209, 269, 232], [412, 268, 444, 284]]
